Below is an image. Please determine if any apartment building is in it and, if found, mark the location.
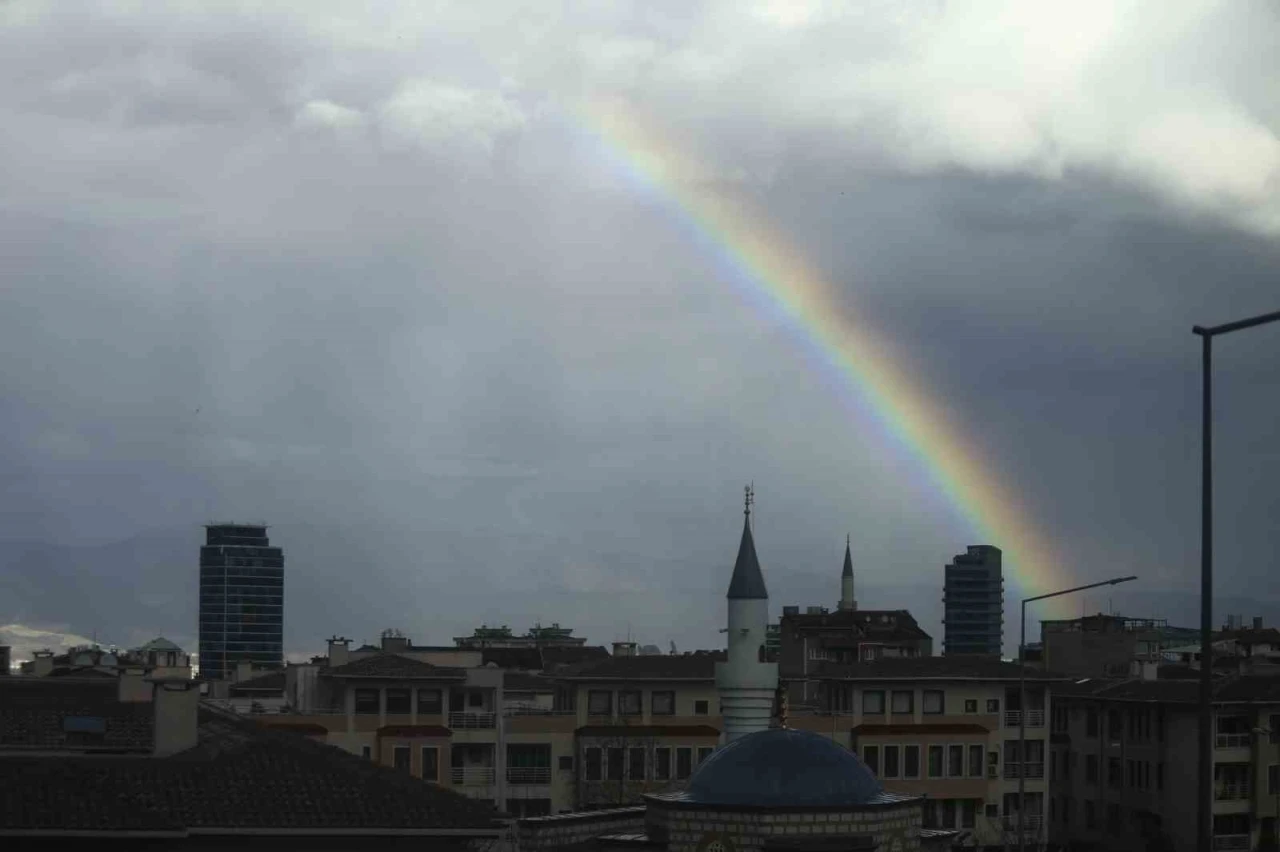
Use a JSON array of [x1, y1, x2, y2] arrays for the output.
[[798, 656, 1070, 848], [1049, 673, 1280, 852], [942, 544, 1004, 657], [1040, 613, 1199, 678]]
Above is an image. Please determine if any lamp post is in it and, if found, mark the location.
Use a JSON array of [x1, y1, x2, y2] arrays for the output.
[[1192, 309, 1280, 852], [1018, 575, 1137, 852]]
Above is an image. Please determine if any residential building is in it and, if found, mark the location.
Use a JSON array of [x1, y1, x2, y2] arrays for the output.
[[198, 523, 284, 680], [800, 656, 1070, 847], [1039, 612, 1200, 678], [455, 622, 589, 649], [18, 637, 192, 680], [0, 673, 503, 846], [942, 544, 1004, 658], [1048, 672, 1280, 852]]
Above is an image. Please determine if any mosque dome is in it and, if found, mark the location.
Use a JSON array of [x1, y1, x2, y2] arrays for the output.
[[683, 728, 883, 807]]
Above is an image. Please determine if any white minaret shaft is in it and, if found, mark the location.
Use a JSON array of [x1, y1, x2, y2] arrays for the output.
[[715, 486, 779, 744], [838, 534, 857, 612]]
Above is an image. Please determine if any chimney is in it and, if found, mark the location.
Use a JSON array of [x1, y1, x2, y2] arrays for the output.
[[118, 667, 153, 703], [31, 650, 55, 677], [613, 641, 637, 657], [0, 646, 10, 676], [327, 636, 350, 668], [1254, 617, 1263, 631], [380, 631, 410, 653], [152, 679, 200, 756]]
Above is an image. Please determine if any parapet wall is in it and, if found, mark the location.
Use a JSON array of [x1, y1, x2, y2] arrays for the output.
[[517, 806, 648, 851]]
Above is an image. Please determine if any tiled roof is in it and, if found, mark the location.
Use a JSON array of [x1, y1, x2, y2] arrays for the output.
[[565, 652, 727, 681], [815, 657, 1066, 681], [542, 646, 611, 674], [506, 672, 556, 692], [481, 647, 544, 670], [323, 654, 465, 680], [0, 678, 153, 753], [228, 670, 285, 695], [1215, 628, 1280, 646], [0, 705, 503, 833]]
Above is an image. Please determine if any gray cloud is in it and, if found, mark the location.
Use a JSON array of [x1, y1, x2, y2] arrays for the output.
[[1, 1, 1278, 658]]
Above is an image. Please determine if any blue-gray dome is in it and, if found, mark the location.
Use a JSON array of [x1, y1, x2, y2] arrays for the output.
[[684, 728, 883, 807]]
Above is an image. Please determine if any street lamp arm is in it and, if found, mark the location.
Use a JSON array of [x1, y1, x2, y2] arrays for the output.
[[1021, 575, 1138, 606], [1193, 309, 1280, 337]]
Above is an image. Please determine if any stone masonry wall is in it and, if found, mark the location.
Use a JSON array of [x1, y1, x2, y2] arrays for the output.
[[655, 801, 922, 852], [517, 806, 648, 852]]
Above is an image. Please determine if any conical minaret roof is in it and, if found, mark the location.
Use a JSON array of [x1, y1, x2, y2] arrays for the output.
[[727, 490, 768, 600], [842, 535, 853, 579]]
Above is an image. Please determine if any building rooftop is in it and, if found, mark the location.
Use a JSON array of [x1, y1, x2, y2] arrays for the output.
[[565, 652, 727, 681], [322, 654, 466, 680], [0, 678, 154, 753], [0, 703, 502, 835], [1051, 672, 1280, 704], [227, 670, 286, 695], [781, 609, 932, 642], [813, 657, 1068, 682]]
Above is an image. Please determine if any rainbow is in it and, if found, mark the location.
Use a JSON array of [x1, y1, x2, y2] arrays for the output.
[[573, 96, 1070, 610]]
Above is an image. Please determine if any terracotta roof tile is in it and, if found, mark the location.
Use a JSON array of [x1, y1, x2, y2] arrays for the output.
[[0, 678, 153, 752], [322, 654, 466, 680]]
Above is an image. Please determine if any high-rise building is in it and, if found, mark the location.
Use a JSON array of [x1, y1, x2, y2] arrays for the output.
[[942, 544, 1004, 657], [198, 523, 284, 681]]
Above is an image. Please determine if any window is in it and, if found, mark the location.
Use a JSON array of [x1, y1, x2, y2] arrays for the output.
[[558, 755, 573, 772], [1106, 803, 1121, 833], [1063, 751, 1073, 781], [587, 690, 612, 716], [904, 744, 920, 778], [697, 747, 714, 765], [928, 745, 944, 778], [468, 692, 484, 708], [385, 688, 411, 715], [628, 747, 646, 781], [1086, 754, 1098, 784], [942, 799, 957, 828], [421, 746, 439, 781], [1086, 707, 1098, 737], [923, 690, 945, 715], [693, 700, 709, 715], [618, 690, 642, 716], [1269, 765, 1279, 795], [417, 688, 442, 714], [863, 745, 880, 775], [883, 745, 899, 778], [1271, 715, 1280, 744], [606, 747, 624, 782], [361, 745, 372, 760], [676, 747, 693, 780], [891, 690, 913, 714], [961, 799, 976, 829], [863, 690, 885, 714], [1085, 800, 1096, 829], [1107, 757, 1122, 789], [948, 744, 964, 777], [651, 691, 675, 716], [985, 804, 999, 819], [1107, 709, 1122, 741], [654, 747, 671, 781], [968, 744, 983, 778], [354, 688, 380, 714], [1157, 761, 1163, 791], [986, 698, 1000, 714], [393, 746, 410, 771], [584, 747, 602, 781], [964, 699, 978, 714]]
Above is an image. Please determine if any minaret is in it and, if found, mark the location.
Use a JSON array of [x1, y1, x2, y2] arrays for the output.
[[838, 534, 857, 612], [715, 485, 780, 744]]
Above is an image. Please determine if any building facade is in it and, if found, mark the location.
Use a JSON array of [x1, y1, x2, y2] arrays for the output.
[[198, 523, 285, 681], [1040, 613, 1200, 678], [942, 544, 1004, 658]]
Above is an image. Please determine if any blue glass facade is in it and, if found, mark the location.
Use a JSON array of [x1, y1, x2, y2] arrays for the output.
[[198, 524, 284, 680], [942, 544, 1004, 657]]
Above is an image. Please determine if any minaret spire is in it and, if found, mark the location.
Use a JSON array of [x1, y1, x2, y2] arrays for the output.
[[838, 534, 857, 612]]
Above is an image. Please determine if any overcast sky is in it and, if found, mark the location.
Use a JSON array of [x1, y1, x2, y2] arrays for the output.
[[2, 1, 1278, 661]]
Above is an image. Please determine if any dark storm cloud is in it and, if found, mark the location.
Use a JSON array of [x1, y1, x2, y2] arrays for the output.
[[1, 1, 1278, 658]]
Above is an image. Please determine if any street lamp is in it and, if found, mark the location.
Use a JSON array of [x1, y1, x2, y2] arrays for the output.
[[1017, 575, 1137, 852], [1192, 309, 1280, 852]]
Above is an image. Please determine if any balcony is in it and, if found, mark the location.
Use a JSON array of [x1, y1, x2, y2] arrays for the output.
[[1003, 762, 1045, 780], [507, 766, 552, 785], [1215, 781, 1251, 801], [451, 766, 496, 785], [1001, 815, 1044, 832], [449, 711, 496, 729], [988, 766, 999, 780], [1213, 836, 1250, 850], [1005, 710, 1044, 728], [1215, 733, 1250, 749]]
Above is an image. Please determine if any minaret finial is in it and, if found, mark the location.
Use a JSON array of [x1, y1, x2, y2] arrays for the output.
[[744, 483, 754, 517]]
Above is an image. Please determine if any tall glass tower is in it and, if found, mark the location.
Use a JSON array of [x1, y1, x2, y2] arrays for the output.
[[942, 544, 1004, 657], [198, 523, 284, 680]]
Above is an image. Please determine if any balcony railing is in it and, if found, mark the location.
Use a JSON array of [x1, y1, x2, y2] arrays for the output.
[[449, 711, 496, 729], [1213, 835, 1250, 850], [1001, 815, 1044, 832], [507, 766, 552, 785], [1215, 781, 1251, 801], [988, 766, 999, 779], [503, 707, 577, 717], [1005, 710, 1045, 728], [451, 766, 496, 785], [1215, 733, 1250, 748], [1003, 762, 1045, 780]]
